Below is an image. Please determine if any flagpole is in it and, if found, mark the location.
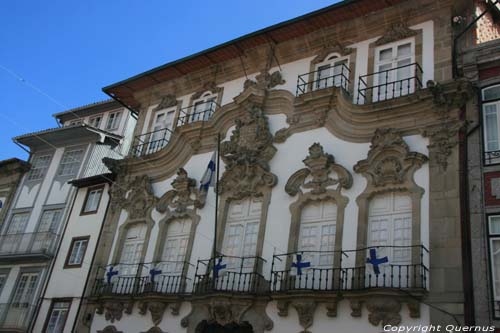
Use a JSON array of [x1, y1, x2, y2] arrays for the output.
[[213, 133, 220, 283]]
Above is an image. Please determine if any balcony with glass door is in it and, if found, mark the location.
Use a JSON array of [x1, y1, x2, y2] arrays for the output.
[[193, 255, 268, 295], [130, 127, 173, 158], [91, 261, 190, 297], [270, 245, 428, 293], [0, 303, 37, 331], [0, 232, 59, 261], [176, 99, 217, 127], [296, 63, 350, 96]]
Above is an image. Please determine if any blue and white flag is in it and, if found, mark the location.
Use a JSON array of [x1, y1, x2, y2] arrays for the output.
[[200, 152, 216, 192]]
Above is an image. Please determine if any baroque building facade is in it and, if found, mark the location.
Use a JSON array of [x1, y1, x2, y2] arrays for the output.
[[73, 0, 479, 332]]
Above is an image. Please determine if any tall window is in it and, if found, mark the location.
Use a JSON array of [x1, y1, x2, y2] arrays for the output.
[[221, 198, 262, 270], [191, 93, 217, 122], [12, 272, 39, 305], [298, 201, 337, 267], [1, 213, 30, 253], [374, 39, 414, 101], [148, 109, 175, 153], [489, 215, 500, 317], [119, 223, 147, 276], [315, 54, 349, 90], [106, 111, 122, 130], [45, 300, 71, 333], [160, 218, 191, 274], [6, 212, 29, 234], [57, 149, 84, 177], [37, 209, 62, 234], [482, 85, 500, 164], [81, 186, 103, 214], [27, 155, 51, 181], [65, 236, 89, 268]]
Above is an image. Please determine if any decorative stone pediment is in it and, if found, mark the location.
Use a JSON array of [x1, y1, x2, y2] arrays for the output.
[[98, 326, 123, 333], [422, 121, 463, 171], [244, 70, 285, 91], [354, 129, 428, 188], [156, 168, 205, 215], [286, 143, 352, 196], [311, 41, 353, 65], [292, 301, 317, 333], [181, 297, 273, 333], [192, 81, 223, 100], [153, 94, 178, 111], [96, 301, 133, 323], [219, 103, 277, 198], [109, 175, 157, 219], [375, 22, 418, 46]]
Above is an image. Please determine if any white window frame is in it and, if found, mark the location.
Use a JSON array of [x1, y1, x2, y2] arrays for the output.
[[373, 38, 415, 102], [66, 237, 89, 267], [105, 111, 122, 131], [314, 53, 350, 91], [11, 272, 39, 306], [45, 300, 71, 333], [482, 85, 500, 164], [191, 92, 217, 122], [148, 107, 175, 153], [88, 115, 103, 128], [57, 149, 84, 177], [160, 218, 191, 274], [488, 215, 500, 318], [82, 186, 103, 214], [27, 154, 52, 181]]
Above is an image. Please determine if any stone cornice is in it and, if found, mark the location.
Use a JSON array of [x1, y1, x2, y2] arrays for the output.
[[114, 79, 468, 182]]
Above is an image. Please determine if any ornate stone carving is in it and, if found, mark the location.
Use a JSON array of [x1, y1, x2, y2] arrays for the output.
[[426, 79, 474, 118], [97, 301, 133, 323], [219, 104, 277, 198], [354, 128, 428, 187], [141, 327, 166, 333], [191, 81, 222, 100], [276, 300, 290, 317], [148, 301, 168, 326], [349, 299, 363, 317], [274, 114, 300, 143], [311, 41, 353, 65], [407, 301, 420, 318], [109, 175, 156, 219], [325, 301, 338, 318], [156, 168, 205, 214], [366, 298, 402, 327], [98, 326, 123, 333], [153, 94, 178, 111], [209, 299, 251, 326], [422, 122, 462, 171], [315, 109, 328, 127], [292, 301, 317, 333], [244, 70, 285, 91], [375, 22, 418, 46], [286, 143, 352, 196]]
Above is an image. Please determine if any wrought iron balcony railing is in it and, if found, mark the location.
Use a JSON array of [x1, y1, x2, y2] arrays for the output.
[[91, 261, 190, 297], [176, 100, 217, 127], [357, 63, 423, 104], [0, 232, 59, 258], [0, 302, 36, 331], [131, 128, 173, 158], [296, 63, 350, 96], [485, 150, 500, 166], [193, 255, 268, 294], [271, 245, 428, 293]]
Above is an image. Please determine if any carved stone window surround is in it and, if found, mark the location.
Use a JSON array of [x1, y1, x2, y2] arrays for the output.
[[187, 81, 224, 116]]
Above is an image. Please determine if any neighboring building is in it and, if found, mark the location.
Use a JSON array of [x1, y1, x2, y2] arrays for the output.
[[459, 0, 500, 330], [0, 158, 30, 229], [0, 100, 135, 332], [75, 0, 477, 332]]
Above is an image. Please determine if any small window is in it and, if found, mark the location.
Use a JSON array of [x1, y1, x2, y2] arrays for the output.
[[27, 155, 52, 181], [65, 236, 90, 268], [68, 119, 82, 126], [106, 112, 122, 130], [57, 149, 84, 177], [81, 186, 104, 215], [45, 300, 71, 333], [88, 115, 102, 128]]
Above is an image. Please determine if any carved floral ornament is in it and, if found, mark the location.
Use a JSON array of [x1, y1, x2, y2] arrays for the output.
[[285, 143, 353, 196], [243, 70, 285, 91], [218, 103, 278, 198], [153, 94, 178, 111], [108, 175, 157, 220], [96, 301, 133, 323], [353, 128, 428, 188], [138, 301, 181, 326], [374, 22, 418, 46], [156, 168, 205, 215], [191, 81, 223, 100], [311, 40, 353, 65]]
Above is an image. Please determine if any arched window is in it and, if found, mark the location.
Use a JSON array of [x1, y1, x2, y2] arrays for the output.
[[314, 53, 349, 90], [191, 92, 217, 122], [119, 223, 147, 276]]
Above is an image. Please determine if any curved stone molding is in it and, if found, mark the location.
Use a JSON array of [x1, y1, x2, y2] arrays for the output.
[[311, 41, 353, 65], [366, 298, 402, 327], [375, 22, 418, 46], [191, 81, 223, 101], [353, 129, 427, 273], [98, 326, 123, 333], [153, 94, 178, 111], [181, 297, 272, 333], [218, 103, 278, 198]]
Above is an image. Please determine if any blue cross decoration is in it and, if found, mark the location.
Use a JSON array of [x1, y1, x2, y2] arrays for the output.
[[106, 266, 119, 284], [213, 258, 226, 278], [366, 248, 389, 275], [149, 267, 162, 283], [291, 254, 311, 276]]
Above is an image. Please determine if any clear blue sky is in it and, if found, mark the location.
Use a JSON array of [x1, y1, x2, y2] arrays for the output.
[[0, 0, 339, 161]]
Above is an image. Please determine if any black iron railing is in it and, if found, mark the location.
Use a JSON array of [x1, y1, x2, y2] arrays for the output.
[[131, 128, 173, 157], [485, 150, 500, 165], [357, 63, 423, 104], [271, 245, 428, 293], [91, 261, 190, 297], [296, 63, 350, 96], [176, 100, 217, 127], [193, 255, 268, 294]]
